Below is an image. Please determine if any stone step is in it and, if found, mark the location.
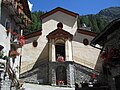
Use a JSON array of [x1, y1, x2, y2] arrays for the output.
[[0, 78, 18, 90]]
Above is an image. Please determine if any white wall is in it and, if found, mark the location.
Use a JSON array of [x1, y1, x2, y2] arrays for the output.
[[42, 11, 78, 36], [0, 24, 10, 56], [72, 32, 100, 69], [21, 11, 78, 73], [0, 0, 2, 21], [21, 35, 49, 73]]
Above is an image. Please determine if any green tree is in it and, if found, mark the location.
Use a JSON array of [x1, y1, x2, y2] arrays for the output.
[[24, 11, 44, 35]]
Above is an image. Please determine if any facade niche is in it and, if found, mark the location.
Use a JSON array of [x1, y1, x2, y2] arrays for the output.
[[47, 22, 73, 62], [55, 40, 65, 62], [56, 66, 67, 85]]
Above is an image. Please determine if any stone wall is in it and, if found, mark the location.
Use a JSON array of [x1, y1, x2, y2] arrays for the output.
[[74, 63, 99, 84], [20, 61, 100, 87], [103, 28, 120, 90], [49, 62, 68, 85], [20, 62, 49, 84], [20, 61, 76, 87], [0, 24, 10, 57]]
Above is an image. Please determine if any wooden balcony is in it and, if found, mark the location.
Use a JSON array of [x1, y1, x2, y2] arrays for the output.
[[3, 0, 31, 28], [2, 0, 15, 5]]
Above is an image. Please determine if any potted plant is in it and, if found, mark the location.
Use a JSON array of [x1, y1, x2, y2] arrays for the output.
[[57, 80, 64, 86]]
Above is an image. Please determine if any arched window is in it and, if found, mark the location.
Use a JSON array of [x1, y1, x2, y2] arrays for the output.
[[56, 66, 67, 85]]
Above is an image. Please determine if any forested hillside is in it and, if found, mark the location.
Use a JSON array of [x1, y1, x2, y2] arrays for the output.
[[24, 11, 44, 35], [24, 7, 120, 35], [78, 7, 120, 33], [78, 14, 108, 33]]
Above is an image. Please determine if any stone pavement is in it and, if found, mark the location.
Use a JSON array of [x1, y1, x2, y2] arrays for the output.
[[22, 83, 75, 90]]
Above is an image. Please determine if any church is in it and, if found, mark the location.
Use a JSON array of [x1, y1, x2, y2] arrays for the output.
[[20, 7, 100, 87]]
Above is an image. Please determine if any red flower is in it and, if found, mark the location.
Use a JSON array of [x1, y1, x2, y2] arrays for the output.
[[10, 50, 19, 58], [18, 39, 25, 46], [17, 35, 25, 46], [100, 48, 119, 64], [91, 74, 96, 79], [57, 56, 64, 62], [57, 80, 64, 85]]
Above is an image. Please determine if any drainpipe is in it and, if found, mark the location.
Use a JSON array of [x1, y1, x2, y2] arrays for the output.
[[0, 0, 2, 22]]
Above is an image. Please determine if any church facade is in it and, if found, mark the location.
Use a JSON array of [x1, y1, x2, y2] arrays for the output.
[[20, 7, 100, 87]]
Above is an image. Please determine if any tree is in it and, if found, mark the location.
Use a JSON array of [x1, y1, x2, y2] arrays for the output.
[[24, 11, 44, 35]]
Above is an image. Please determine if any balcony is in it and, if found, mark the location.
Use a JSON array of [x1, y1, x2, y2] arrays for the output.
[[2, 0, 31, 28], [2, 0, 15, 5], [11, 34, 25, 48]]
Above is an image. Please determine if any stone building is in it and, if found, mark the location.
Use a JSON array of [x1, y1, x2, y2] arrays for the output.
[[0, 0, 31, 89], [91, 18, 120, 90], [20, 7, 100, 87]]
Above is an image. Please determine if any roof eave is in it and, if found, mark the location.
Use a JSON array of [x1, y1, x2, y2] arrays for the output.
[[91, 18, 120, 46], [24, 30, 42, 39], [40, 7, 79, 20]]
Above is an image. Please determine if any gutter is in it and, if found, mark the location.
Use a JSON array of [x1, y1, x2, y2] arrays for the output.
[[0, 0, 2, 22], [90, 43, 102, 50]]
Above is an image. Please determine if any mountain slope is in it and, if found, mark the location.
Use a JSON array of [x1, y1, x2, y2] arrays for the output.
[[78, 7, 120, 33], [98, 7, 120, 21]]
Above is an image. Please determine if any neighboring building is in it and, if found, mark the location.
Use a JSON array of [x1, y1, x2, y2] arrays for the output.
[[20, 7, 100, 87], [0, 0, 31, 89], [91, 18, 120, 90]]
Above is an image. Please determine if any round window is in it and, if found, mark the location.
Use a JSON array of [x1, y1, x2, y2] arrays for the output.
[[33, 40, 38, 47], [83, 39, 89, 45]]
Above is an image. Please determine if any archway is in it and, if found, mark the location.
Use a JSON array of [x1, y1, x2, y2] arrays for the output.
[[56, 66, 67, 85]]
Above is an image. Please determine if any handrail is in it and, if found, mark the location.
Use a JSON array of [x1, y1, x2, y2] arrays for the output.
[[6, 63, 22, 89]]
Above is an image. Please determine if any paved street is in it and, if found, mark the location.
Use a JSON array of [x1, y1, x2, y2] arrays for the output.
[[22, 83, 75, 90]]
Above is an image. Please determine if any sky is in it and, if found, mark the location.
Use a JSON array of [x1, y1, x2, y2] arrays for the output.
[[28, 0, 120, 15]]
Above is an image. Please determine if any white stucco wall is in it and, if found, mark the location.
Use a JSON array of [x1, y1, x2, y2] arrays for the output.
[[21, 11, 78, 73], [42, 11, 78, 36], [0, 24, 10, 56], [21, 35, 49, 73], [72, 32, 100, 69]]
